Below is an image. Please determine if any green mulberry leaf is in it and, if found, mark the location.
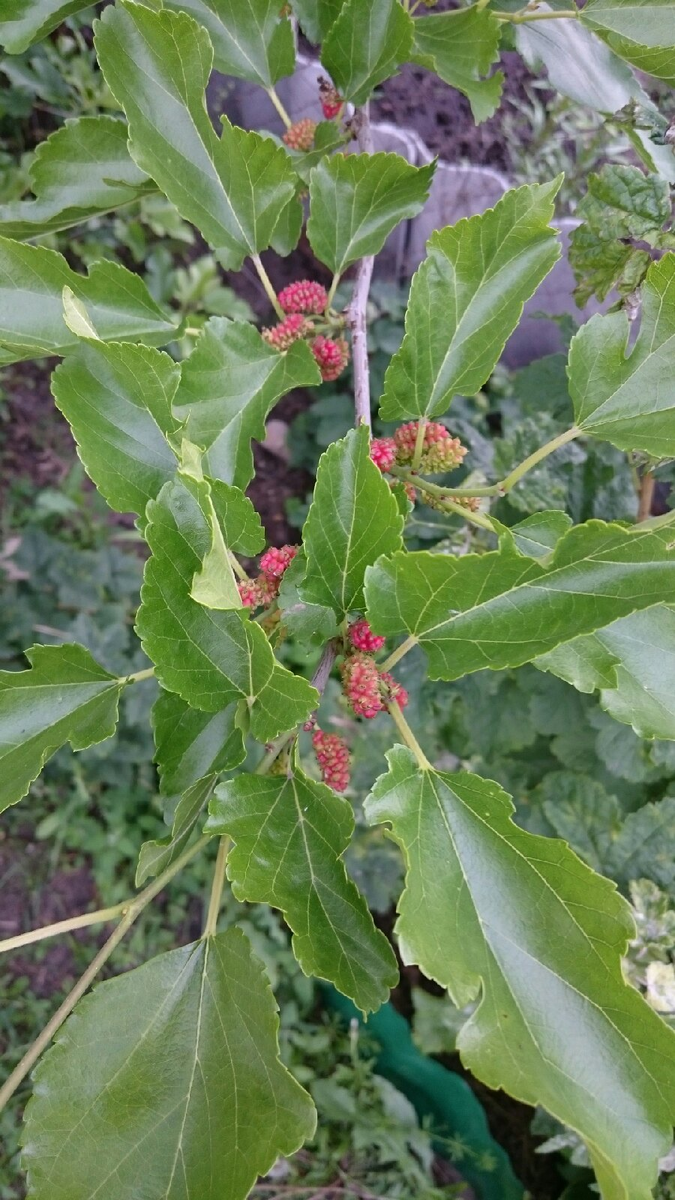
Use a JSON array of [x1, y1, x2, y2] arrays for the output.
[[302, 425, 404, 620], [137, 480, 317, 738], [291, 0, 344, 43], [163, 0, 295, 86], [364, 521, 675, 681], [22, 929, 316, 1200], [95, 2, 298, 270], [206, 764, 398, 1013], [0, 644, 123, 813], [412, 8, 504, 124], [173, 318, 320, 490], [537, 604, 675, 741], [379, 181, 561, 421], [568, 254, 675, 456], [52, 340, 181, 518], [0, 116, 154, 240], [321, 0, 413, 106], [307, 152, 434, 276], [0, 238, 176, 365], [581, 0, 675, 85], [0, 0, 89, 53], [606, 796, 675, 896], [278, 552, 340, 648], [366, 746, 675, 1200]]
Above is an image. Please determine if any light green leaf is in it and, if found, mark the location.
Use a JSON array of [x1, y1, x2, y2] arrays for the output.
[[0, 0, 88, 53], [366, 746, 675, 1200], [514, 8, 647, 113], [270, 192, 304, 257], [22, 929, 316, 1200], [52, 340, 181, 518], [302, 425, 404, 620], [0, 116, 153, 240], [291, 0, 344, 43], [364, 521, 675, 681], [137, 480, 317, 739], [568, 255, 675, 456], [206, 764, 398, 1013], [321, 0, 414, 106], [509, 510, 573, 559], [576, 164, 671, 241], [307, 152, 434, 276], [412, 8, 503, 124], [0, 238, 176, 366], [379, 180, 562, 421], [173, 318, 320, 490], [606, 797, 675, 896], [163, 0, 295, 86], [412, 987, 472, 1057], [582, 0, 675, 84], [152, 690, 246, 796], [569, 224, 651, 306], [277, 551, 340, 648], [537, 605, 675, 740], [209, 480, 265, 556], [181, 476, 244, 612], [0, 644, 122, 813], [95, 2, 298, 270]]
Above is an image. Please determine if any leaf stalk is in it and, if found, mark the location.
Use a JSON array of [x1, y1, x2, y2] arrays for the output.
[[252, 253, 285, 320], [203, 836, 230, 937], [386, 701, 431, 770]]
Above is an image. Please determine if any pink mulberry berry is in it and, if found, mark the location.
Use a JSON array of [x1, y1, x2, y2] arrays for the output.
[[319, 80, 343, 121], [370, 437, 396, 473], [262, 313, 314, 351], [312, 728, 350, 792], [394, 421, 467, 472], [349, 618, 386, 654], [379, 670, 409, 709], [278, 279, 329, 316], [283, 118, 317, 152], [311, 335, 350, 382], [341, 652, 384, 719], [237, 575, 277, 609], [260, 544, 298, 579]]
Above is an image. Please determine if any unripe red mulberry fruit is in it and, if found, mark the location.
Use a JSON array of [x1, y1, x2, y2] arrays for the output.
[[340, 652, 384, 719], [238, 578, 261, 608], [260, 544, 298, 579], [262, 313, 314, 350], [370, 437, 396, 473], [319, 80, 343, 120], [349, 617, 386, 654], [312, 728, 350, 792], [282, 118, 317, 151], [394, 421, 467, 472], [426, 493, 481, 514], [278, 279, 329, 316], [379, 670, 409, 709], [311, 335, 350, 382]]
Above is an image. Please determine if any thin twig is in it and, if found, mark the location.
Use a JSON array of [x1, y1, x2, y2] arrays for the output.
[[346, 104, 375, 433], [0, 903, 127, 956]]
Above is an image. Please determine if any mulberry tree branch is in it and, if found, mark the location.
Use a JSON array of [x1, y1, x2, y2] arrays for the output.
[[346, 103, 375, 433]]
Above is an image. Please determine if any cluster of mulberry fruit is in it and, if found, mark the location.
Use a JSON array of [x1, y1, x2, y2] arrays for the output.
[[369, 421, 478, 510], [262, 278, 350, 382], [312, 728, 350, 792], [238, 544, 297, 610], [340, 620, 408, 720]]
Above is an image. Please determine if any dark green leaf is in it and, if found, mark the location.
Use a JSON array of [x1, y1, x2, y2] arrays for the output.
[[0, 116, 153, 240], [136, 776, 216, 886], [577, 164, 671, 241], [0, 644, 122, 813], [412, 8, 503, 124], [569, 224, 650, 306], [23, 929, 316, 1200], [173, 318, 320, 489], [302, 425, 404, 620], [532, 770, 623, 874], [206, 764, 398, 1012], [52, 340, 181, 518], [568, 255, 675, 456], [0, 238, 176, 365], [137, 480, 317, 738], [321, 0, 414, 106], [366, 747, 675, 1199], [291, 0, 344, 43], [364, 521, 675, 680], [509, 510, 573, 559], [277, 551, 340, 647], [152, 690, 246, 795], [379, 181, 561, 421], [163, 0, 295, 86], [95, 2, 298, 269], [607, 796, 675, 895], [307, 152, 434, 276]]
